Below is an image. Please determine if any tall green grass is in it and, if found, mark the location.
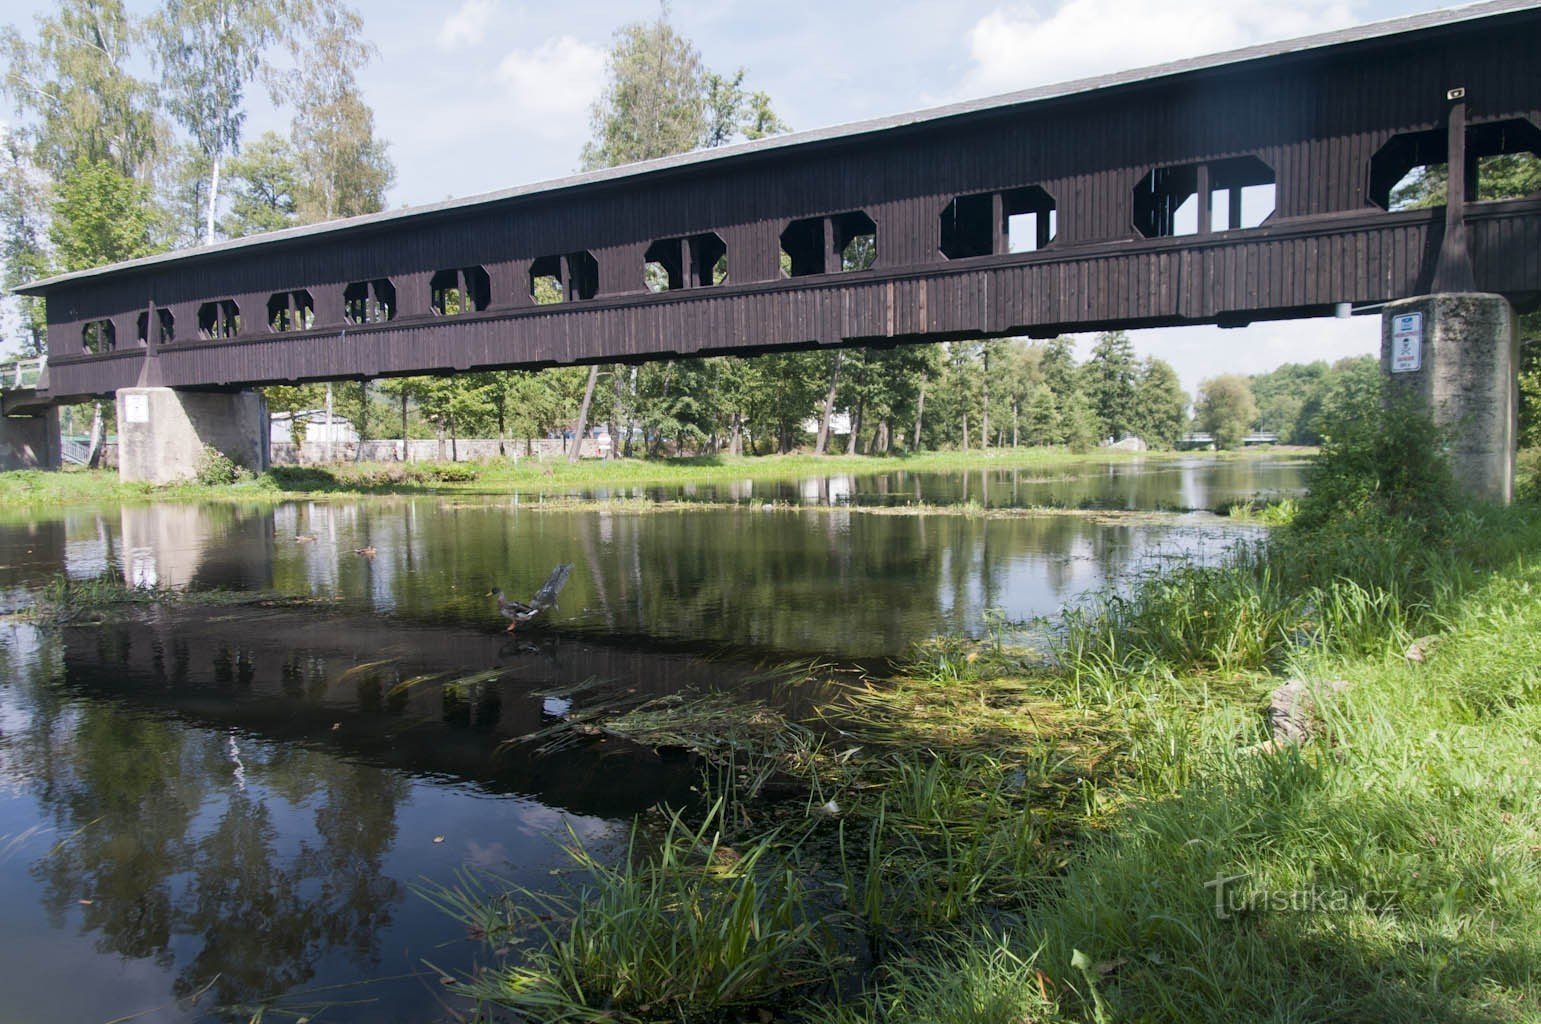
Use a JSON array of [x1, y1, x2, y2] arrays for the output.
[[423, 801, 835, 1023]]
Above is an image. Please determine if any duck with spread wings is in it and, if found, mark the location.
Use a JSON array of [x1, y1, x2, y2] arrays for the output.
[[489, 563, 573, 632]]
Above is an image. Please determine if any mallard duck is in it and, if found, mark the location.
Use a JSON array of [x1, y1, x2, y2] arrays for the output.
[[489, 563, 573, 632], [354, 546, 376, 557]]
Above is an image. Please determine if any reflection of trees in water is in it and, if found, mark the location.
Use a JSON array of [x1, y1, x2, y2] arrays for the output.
[[10, 648, 408, 1012]]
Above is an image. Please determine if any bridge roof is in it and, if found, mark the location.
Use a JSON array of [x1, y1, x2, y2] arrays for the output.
[[19, 0, 1535, 296]]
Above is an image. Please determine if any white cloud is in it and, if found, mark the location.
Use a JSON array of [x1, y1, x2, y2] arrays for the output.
[[494, 35, 608, 128], [959, 0, 1363, 98], [437, 0, 499, 51]]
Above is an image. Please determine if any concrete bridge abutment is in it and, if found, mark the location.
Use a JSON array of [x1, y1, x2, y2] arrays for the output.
[[116, 387, 269, 485], [0, 407, 60, 471], [1380, 293, 1518, 505]]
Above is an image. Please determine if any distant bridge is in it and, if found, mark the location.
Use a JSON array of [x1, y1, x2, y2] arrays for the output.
[[4, 0, 1537, 413], [1177, 432, 1282, 449]]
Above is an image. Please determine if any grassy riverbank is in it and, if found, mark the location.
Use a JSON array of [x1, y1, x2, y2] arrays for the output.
[[0, 445, 1261, 510], [436, 412, 1541, 1022]]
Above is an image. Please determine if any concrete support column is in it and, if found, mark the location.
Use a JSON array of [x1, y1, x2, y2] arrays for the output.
[[1380, 293, 1517, 504], [0, 407, 60, 471], [116, 387, 269, 484]]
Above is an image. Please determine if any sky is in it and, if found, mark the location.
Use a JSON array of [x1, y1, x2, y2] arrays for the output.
[[2, 0, 1461, 395]]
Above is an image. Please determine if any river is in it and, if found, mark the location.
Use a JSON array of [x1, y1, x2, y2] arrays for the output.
[[0, 454, 1304, 1022]]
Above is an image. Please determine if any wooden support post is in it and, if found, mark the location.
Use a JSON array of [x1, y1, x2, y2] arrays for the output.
[[992, 192, 1006, 254], [1196, 164, 1212, 235], [1228, 187, 1243, 231], [1432, 91, 1476, 293]]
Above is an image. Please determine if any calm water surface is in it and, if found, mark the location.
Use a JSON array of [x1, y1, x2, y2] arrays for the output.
[[0, 456, 1304, 1021]]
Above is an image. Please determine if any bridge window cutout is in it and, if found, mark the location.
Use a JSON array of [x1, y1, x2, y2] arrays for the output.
[[940, 186, 1058, 258], [1134, 164, 1200, 238], [81, 319, 115, 354], [1371, 118, 1541, 211], [529, 251, 599, 304], [1208, 156, 1276, 230], [344, 279, 396, 324], [1135, 158, 1276, 237], [644, 232, 728, 292], [1006, 188, 1057, 252], [834, 211, 877, 271], [267, 290, 315, 333], [136, 308, 174, 346], [430, 266, 491, 316], [197, 299, 240, 340], [780, 217, 825, 277], [780, 211, 878, 277]]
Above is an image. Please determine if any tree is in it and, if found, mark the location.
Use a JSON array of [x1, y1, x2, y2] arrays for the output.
[[153, 0, 288, 243], [281, 1, 393, 223], [0, 132, 50, 353], [1082, 331, 1138, 441], [219, 130, 299, 237], [1128, 357, 1188, 448], [577, 5, 786, 456], [1, 0, 163, 180], [582, 12, 706, 170], [1196, 374, 1259, 449], [48, 160, 159, 271]]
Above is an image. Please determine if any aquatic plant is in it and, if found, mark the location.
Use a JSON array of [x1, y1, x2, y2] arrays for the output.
[[426, 801, 836, 1023]]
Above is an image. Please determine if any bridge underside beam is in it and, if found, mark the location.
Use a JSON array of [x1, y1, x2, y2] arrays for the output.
[[1381, 293, 1518, 504], [115, 388, 269, 485], [0, 408, 59, 471]]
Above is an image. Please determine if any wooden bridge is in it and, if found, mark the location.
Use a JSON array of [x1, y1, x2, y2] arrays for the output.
[[4, 1, 1537, 497], [6, 0, 1537, 408]]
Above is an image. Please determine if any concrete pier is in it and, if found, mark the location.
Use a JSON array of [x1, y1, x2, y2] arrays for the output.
[[1380, 293, 1518, 504], [0, 407, 60, 471], [116, 388, 269, 484]]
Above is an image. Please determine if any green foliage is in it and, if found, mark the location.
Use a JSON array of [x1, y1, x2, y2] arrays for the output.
[[194, 445, 243, 486], [1082, 331, 1138, 441], [582, 8, 785, 171], [1127, 357, 1188, 448], [432, 802, 832, 1023], [219, 130, 298, 236], [1520, 315, 1540, 449], [1293, 392, 1457, 533], [279, 1, 393, 223], [1195, 374, 1258, 449], [0, 0, 163, 179], [48, 160, 160, 270]]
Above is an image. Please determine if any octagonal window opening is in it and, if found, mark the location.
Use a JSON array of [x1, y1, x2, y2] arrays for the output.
[[529, 252, 598, 304], [780, 217, 825, 278], [197, 299, 240, 340], [81, 319, 115, 355], [1006, 187, 1057, 252], [344, 278, 396, 324], [1135, 157, 1276, 237], [136, 308, 174, 346], [939, 193, 993, 259], [940, 187, 1057, 258], [431, 266, 491, 316], [834, 211, 877, 271], [267, 290, 316, 333], [1208, 156, 1276, 230], [644, 232, 728, 292], [1371, 118, 1541, 212], [1134, 164, 1200, 238]]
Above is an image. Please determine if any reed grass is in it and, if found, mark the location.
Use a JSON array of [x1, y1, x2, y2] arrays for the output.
[[422, 801, 837, 1023]]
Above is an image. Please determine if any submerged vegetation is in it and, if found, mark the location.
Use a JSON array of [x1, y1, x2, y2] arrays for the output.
[[434, 402, 1541, 1023]]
